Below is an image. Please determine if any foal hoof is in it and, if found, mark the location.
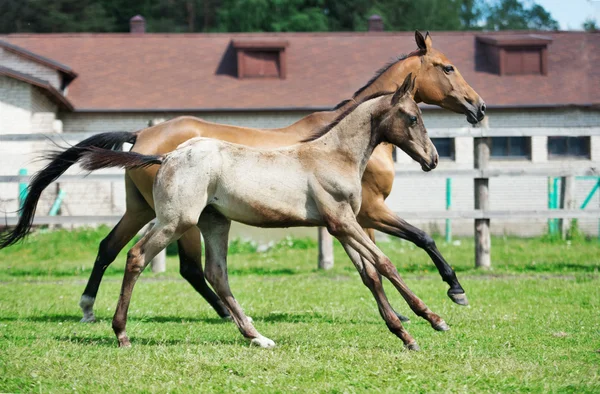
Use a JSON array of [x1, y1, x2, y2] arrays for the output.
[[118, 337, 131, 348], [406, 342, 421, 351], [448, 292, 469, 306], [250, 335, 276, 348], [395, 312, 411, 323], [80, 315, 96, 323], [432, 320, 450, 332]]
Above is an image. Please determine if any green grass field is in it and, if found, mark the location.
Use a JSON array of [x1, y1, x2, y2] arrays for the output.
[[0, 227, 599, 393]]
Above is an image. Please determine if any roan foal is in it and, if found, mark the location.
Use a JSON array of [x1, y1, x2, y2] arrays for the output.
[[80, 75, 445, 350]]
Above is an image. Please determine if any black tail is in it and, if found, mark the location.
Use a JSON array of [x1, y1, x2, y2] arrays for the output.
[[79, 147, 163, 171], [0, 131, 138, 249]]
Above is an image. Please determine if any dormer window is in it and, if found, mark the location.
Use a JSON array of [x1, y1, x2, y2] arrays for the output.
[[476, 35, 552, 76], [232, 39, 288, 79]]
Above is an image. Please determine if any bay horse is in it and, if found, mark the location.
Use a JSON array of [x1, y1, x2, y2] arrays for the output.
[[0, 31, 485, 323], [80, 76, 443, 350]]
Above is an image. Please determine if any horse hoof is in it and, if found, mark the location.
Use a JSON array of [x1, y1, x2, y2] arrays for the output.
[[449, 292, 469, 306], [250, 336, 275, 348], [118, 338, 131, 348], [432, 320, 450, 332], [395, 312, 411, 323], [80, 315, 96, 323], [406, 342, 420, 351]]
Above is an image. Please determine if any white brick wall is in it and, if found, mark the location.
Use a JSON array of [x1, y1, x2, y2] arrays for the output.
[[0, 48, 62, 89], [2, 96, 600, 237]]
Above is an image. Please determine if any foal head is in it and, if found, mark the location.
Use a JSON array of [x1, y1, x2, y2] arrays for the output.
[[376, 74, 438, 172]]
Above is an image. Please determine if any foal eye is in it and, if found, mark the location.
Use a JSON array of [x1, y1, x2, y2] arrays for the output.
[[409, 116, 418, 124], [443, 65, 455, 74]]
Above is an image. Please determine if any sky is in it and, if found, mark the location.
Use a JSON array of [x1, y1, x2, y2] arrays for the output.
[[533, 0, 599, 30]]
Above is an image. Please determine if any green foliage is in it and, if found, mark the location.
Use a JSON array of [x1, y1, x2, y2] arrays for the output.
[[583, 18, 598, 32], [0, 0, 563, 34], [485, 0, 559, 31], [216, 0, 329, 32]]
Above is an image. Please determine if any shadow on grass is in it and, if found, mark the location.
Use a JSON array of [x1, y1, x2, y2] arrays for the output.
[[54, 335, 245, 347], [228, 267, 300, 276], [0, 314, 230, 325], [0, 311, 361, 325], [1, 268, 124, 278]]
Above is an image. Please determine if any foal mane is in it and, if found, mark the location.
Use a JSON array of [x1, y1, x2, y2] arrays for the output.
[[301, 91, 393, 143]]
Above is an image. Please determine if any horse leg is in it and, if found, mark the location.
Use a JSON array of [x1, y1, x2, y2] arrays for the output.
[[362, 228, 410, 323], [177, 226, 231, 319], [112, 220, 188, 347], [79, 209, 154, 322], [327, 211, 449, 335], [343, 243, 418, 349], [358, 200, 468, 306], [199, 208, 274, 348]]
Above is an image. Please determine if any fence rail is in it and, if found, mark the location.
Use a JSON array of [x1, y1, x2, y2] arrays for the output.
[[3, 209, 599, 227]]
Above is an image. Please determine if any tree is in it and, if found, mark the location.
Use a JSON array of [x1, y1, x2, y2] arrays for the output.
[[0, 0, 115, 33], [485, 0, 559, 31], [216, 0, 328, 32], [460, 0, 484, 30], [583, 18, 597, 32]]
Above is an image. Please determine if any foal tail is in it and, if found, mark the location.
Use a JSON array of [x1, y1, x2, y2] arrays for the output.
[[0, 131, 139, 249]]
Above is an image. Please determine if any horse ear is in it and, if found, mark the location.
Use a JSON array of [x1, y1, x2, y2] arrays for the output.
[[415, 30, 427, 51], [424, 31, 433, 50], [392, 73, 413, 105]]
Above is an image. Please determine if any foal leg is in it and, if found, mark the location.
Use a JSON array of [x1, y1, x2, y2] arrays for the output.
[[112, 220, 188, 347], [177, 226, 231, 319], [358, 200, 468, 306], [199, 208, 274, 348], [363, 228, 410, 323], [329, 213, 449, 333], [343, 244, 419, 350], [79, 209, 154, 322]]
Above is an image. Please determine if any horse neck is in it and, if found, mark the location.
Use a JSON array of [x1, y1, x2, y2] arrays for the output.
[[353, 55, 422, 103], [315, 97, 386, 175]]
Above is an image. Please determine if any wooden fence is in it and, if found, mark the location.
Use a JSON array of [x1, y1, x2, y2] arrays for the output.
[[1, 127, 600, 270]]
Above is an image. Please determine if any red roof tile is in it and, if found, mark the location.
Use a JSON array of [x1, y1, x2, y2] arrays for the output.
[[2, 31, 598, 111]]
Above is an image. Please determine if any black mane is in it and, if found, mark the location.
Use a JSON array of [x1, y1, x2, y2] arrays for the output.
[[351, 50, 423, 99]]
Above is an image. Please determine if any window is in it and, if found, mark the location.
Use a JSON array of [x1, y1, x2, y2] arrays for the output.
[[232, 40, 288, 79], [548, 137, 590, 159], [505, 48, 542, 75], [491, 137, 530, 159], [476, 35, 551, 76], [431, 138, 454, 160]]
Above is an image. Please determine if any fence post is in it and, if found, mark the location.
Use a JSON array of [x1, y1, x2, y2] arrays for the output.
[[474, 133, 491, 269], [317, 227, 334, 270], [18, 168, 28, 213], [559, 176, 576, 239], [445, 178, 452, 243]]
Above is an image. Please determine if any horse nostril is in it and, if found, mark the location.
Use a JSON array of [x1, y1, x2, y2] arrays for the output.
[[480, 103, 486, 113]]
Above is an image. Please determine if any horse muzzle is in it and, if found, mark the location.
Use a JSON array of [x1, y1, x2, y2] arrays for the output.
[[466, 101, 486, 125], [420, 151, 438, 172]]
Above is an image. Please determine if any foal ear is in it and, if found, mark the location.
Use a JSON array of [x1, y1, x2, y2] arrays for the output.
[[424, 31, 433, 50], [392, 73, 413, 105], [415, 30, 427, 51]]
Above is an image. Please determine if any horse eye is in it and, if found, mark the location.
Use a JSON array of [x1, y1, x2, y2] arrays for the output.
[[409, 115, 417, 124], [443, 65, 455, 73]]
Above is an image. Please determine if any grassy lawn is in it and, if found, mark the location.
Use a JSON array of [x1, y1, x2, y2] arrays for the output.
[[0, 227, 599, 393]]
